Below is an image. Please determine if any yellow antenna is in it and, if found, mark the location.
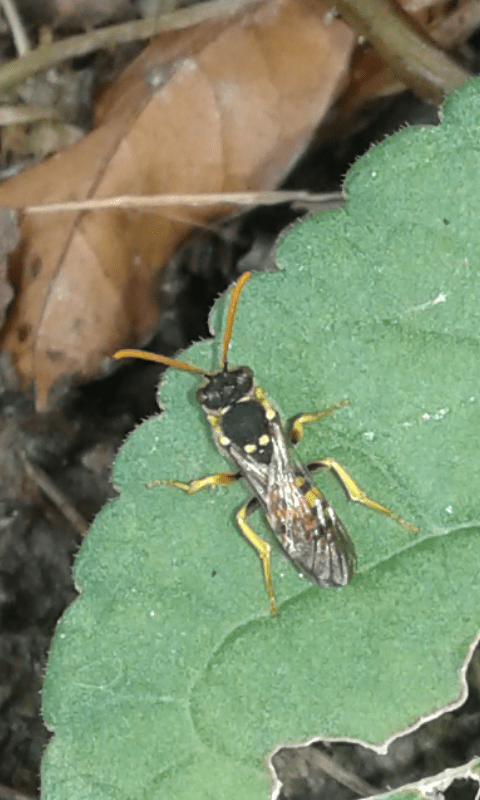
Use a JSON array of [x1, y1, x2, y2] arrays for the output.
[[114, 271, 252, 372], [113, 348, 206, 374], [221, 271, 251, 367]]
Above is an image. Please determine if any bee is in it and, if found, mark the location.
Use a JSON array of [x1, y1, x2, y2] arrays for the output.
[[114, 272, 418, 615]]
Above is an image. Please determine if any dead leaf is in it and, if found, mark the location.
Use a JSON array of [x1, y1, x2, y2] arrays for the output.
[[0, 0, 355, 408]]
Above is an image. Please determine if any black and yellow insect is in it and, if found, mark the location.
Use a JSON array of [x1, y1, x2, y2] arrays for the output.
[[114, 272, 418, 615]]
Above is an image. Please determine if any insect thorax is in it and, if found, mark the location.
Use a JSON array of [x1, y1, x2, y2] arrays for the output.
[[197, 367, 277, 464]]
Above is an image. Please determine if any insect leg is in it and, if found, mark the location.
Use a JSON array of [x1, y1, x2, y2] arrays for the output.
[[307, 458, 419, 533], [147, 472, 240, 493], [289, 399, 349, 444], [237, 497, 278, 616]]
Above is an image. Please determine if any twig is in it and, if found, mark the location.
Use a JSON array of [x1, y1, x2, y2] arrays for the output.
[[0, 103, 59, 124], [333, 0, 470, 103], [0, 0, 30, 56], [303, 747, 379, 797], [0, 0, 257, 94], [20, 453, 89, 536], [24, 190, 344, 214]]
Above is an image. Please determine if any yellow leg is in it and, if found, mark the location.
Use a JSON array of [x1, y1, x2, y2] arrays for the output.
[[237, 498, 278, 616], [308, 458, 419, 533], [289, 399, 349, 444], [147, 471, 239, 493]]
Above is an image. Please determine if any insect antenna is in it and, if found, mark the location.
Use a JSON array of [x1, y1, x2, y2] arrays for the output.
[[221, 271, 251, 368], [113, 348, 206, 374], [113, 271, 252, 373]]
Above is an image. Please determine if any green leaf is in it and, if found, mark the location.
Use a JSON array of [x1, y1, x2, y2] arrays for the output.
[[43, 78, 480, 799], [381, 793, 422, 800]]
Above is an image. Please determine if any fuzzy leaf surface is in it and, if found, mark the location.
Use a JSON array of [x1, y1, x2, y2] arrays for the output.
[[42, 79, 480, 799]]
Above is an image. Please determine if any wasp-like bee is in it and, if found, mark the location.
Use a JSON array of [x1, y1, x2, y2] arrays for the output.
[[115, 272, 417, 615]]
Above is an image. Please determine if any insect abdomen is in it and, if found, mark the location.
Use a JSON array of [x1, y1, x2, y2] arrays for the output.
[[273, 474, 356, 588]]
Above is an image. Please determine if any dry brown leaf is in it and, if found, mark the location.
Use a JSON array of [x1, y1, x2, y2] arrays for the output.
[[0, 0, 355, 408]]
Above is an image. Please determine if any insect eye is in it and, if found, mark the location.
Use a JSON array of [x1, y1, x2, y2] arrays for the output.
[[196, 378, 225, 410], [236, 368, 253, 394]]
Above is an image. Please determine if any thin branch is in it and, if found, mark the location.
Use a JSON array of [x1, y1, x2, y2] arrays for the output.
[[333, 0, 471, 103], [0, 103, 59, 124], [21, 453, 89, 536], [306, 747, 379, 797], [24, 190, 344, 214], [0, 0, 30, 56], [0, 0, 257, 94]]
